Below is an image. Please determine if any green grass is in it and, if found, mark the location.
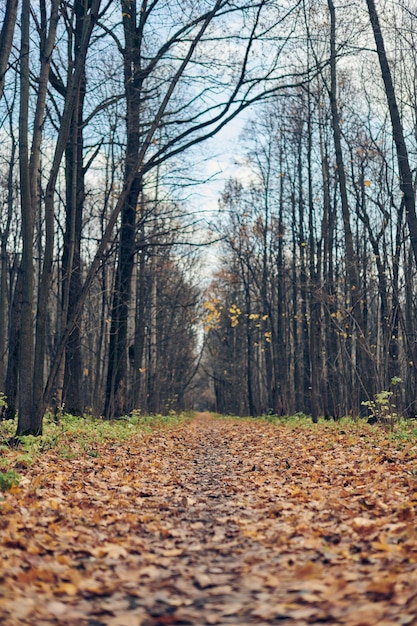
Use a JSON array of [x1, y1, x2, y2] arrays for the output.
[[2, 409, 416, 464], [213, 412, 334, 427], [212, 411, 417, 449], [0, 410, 194, 464]]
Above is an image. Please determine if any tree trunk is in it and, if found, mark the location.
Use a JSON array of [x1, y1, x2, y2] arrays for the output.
[[105, 1, 144, 418], [0, 0, 18, 101], [17, 0, 36, 435], [275, 149, 287, 415], [319, 116, 339, 418], [297, 123, 311, 416], [2, 268, 21, 420], [147, 263, 158, 413], [16, 0, 61, 434], [366, 0, 417, 269], [307, 90, 320, 423], [132, 242, 147, 408], [327, 0, 363, 413], [291, 189, 301, 412], [61, 0, 88, 416]]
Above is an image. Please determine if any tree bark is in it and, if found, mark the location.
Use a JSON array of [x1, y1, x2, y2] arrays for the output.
[[307, 89, 320, 423], [104, 0, 144, 419], [17, 0, 63, 435], [2, 267, 21, 420], [327, 0, 363, 413], [366, 0, 417, 269], [61, 0, 89, 416], [17, 0, 36, 435], [0, 0, 18, 101]]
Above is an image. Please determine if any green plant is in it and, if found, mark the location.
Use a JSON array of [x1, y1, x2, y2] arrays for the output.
[[0, 418, 17, 440], [0, 470, 20, 492], [362, 377, 402, 431], [15, 454, 33, 468], [58, 446, 77, 460], [165, 395, 179, 414], [17, 434, 43, 457], [0, 392, 7, 409]]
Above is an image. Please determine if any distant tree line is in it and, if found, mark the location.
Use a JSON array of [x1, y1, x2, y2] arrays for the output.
[[203, 1, 417, 420]]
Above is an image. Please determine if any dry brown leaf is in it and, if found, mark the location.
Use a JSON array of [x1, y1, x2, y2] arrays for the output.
[[1, 413, 417, 625]]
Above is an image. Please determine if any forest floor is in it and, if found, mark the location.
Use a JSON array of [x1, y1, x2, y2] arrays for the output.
[[1, 413, 417, 625]]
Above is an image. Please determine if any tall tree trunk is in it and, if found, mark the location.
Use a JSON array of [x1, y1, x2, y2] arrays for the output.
[[104, 174, 141, 418], [404, 248, 417, 412], [307, 91, 320, 423], [147, 260, 158, 413], [132, 241, 147, 408], [291, 189, 301, 411], [320, 118, 339, 418], [389, 201, 404, 387], [243, 278, 255, 416], [258, 141, 275, 413], [274, 149, 287, 415], [3, 266, 21, 420], [105, 0, 144, 418], [17, 0, 61, 434], [366, 0, 417, 269], [17, 0, 35, 435], [297, 123, 311, 415], [61, 0, 88, 416], [327, 0, 363, 413]]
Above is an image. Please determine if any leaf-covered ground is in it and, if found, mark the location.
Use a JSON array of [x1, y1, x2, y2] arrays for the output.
[[1, 413, 417, 625]]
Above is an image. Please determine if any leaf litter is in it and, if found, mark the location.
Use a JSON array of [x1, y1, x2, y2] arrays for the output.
[[1, 413, 417, 625]]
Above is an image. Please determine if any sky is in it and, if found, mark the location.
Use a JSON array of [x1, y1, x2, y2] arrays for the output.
[[179, 110, 254, 279]]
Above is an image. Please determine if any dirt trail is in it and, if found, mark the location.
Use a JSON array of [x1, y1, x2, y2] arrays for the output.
[[1, 413, 417, 625]]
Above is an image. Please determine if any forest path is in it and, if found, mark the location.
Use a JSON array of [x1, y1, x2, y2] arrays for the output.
[[1, 413, 417, 625]]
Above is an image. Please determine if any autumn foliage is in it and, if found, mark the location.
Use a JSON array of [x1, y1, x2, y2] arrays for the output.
[[1, 414, 417, 624]]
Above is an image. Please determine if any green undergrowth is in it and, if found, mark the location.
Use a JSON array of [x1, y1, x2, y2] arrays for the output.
[[0, 469, 20, 492], [213, 411, 417, 445], [213, 412, 318, 427], [0, 410, 194, 472]]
